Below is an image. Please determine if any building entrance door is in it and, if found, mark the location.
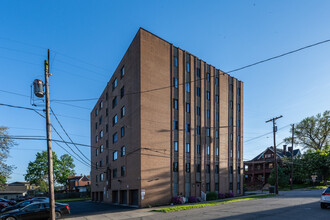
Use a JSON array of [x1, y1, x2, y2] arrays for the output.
[[196, 183, 201, 197]]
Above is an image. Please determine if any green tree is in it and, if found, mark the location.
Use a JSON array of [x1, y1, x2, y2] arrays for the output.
[[285, 110, 330, 151], [0, 126, 15, 185], [25, 151, 76, 192], [268, 166, 289, 187]]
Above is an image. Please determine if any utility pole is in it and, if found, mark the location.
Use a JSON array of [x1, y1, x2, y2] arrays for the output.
[[290, 124, 295, 190], [45, 49, 55, 220], [266, 115, 283, 195]]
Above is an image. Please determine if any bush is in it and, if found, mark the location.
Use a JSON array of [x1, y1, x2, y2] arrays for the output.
[[225, 192, 234, 198], [218, 193, 225, 199], [188, 196, 198, 203], [171, 196, 184, 205], [206, 192, 218, 201]]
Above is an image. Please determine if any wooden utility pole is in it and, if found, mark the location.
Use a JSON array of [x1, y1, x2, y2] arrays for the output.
[[45, 49, 55, 220], [290, 124, 295, 190], [266, 115, 283, 195]]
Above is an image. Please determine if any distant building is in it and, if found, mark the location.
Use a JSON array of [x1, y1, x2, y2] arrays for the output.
[[67, 176, 91, 192], [0, 182, 38, 200], [91, 28, 243, 207], [244, 146, 301, 188]]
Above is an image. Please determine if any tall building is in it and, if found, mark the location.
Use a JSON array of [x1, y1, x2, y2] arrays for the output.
[[91, 28, 243, 207]]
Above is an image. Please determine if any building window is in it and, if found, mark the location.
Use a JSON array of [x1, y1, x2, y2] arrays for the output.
[[230, 166, 233, 174], [100, 145, 103, 153], [96, 175, 98, 183], [216, 95, 219, 103], [100, 160, 103, 167], [106, 139, 109, 148], [121, 66, 125, 78], [120, 86, 125, 98], [230, 133, 233, 141], [238, 103, 240, 112], [216, 113, 219, 122], [207, 164, 210, 173], [106, 108, 108, 116], [197, 87, 201, 97], [216, 146, 219, 156], [197, 145, 201, 155], [95, 135, 98, 143], [173, 162, 178, 172], [206, 128, 210, 137], [173, 77, 178, 89], [121, 106, 125, 118], [185, 82, 190, 92], [269, 163, 273, 168], [173, 56, 178, 67], [186, 163, 190, 173], [106, 92, 108, 100], [121, 146, 125, 156], [196, 68, 201, 77], [207, 72, 210, 82], [113, 115, 117, 126], [230, 101, 233, 109], [186, 103, 190, 113], [215, 183, 219, 191], [95, 108, 98, 116], [186, 143, 190, 153], [173, 99, 178, 110], [95, 122, 97, 130], [207, 145, 210, 155], [230, 117, 233, 126], [186, 62, 190, 73], [196, 107, 200, 116], [216, 129, 219, 138], [197, 164, 201, 172], [121, 126, 125, 137], [113, 132, 117, 143], [113, 151, 118, 161], [99, 116, 102, 125], [207, 109, 210, 118], [196, 125, 200, 135], [99, 101, 103, 109], [207, 91, 210, 101], [230, 149, 233, 158], [173, 120, 178, 130], [106, 124, 108, 133], [112, 97, 117, 109], [112, 78, 117, 90], [121, 166, 126, 176], [100, 130, 103, 139], [216, 77, 219, 86], [174, 141, 178, 152], [186, 123, 190, 133], [106, 155, 109, 164], [95, 148, 98, 156], [113, 168, 117, 178], [96, 162, 98, 169], [215, 165, 219, 174]]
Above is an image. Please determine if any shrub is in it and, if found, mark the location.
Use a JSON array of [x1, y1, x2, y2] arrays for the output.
[[171, 196, 184, 205], [225, 192, 234, 198], [206, 192, 218, 201], [188, 196, 198, 203], [218, 193, 225, 199]]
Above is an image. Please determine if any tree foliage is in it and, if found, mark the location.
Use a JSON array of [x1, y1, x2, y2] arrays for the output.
[[285, 110, 330, 151], [25, 151, 75, 191], [0, 126, 15, 185], [268, 166, 289, 187]]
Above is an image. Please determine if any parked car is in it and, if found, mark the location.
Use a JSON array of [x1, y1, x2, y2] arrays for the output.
[[0, 199, 16, 206], [0, 200, 36, 213], [320, 186, 330, 209], [16, 196, 32, 203], [29, 197, 49, 202], [0, 202, 70, 219], [0, 203, 8, 210]]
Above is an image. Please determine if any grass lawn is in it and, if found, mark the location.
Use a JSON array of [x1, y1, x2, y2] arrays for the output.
[[152, 194, 275, 213], [56, 197, 91, 203]]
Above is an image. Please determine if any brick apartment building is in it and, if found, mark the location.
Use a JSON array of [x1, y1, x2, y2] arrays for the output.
[[91, 28, 243, 207]]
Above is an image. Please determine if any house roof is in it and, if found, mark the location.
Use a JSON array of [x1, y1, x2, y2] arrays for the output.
[[249, 146, 301, 162]]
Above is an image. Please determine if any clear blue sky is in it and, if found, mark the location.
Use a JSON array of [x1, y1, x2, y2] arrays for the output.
[[1, 0, 329, 182]]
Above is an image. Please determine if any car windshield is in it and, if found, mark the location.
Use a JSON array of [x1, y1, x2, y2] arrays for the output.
[[325, 187, 330, 193]]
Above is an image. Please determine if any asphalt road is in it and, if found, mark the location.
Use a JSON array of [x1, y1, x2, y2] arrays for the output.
[[66, 189, 329, 220]]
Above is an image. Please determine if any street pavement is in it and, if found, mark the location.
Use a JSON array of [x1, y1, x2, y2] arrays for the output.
[[65, 189, 329, 220]]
